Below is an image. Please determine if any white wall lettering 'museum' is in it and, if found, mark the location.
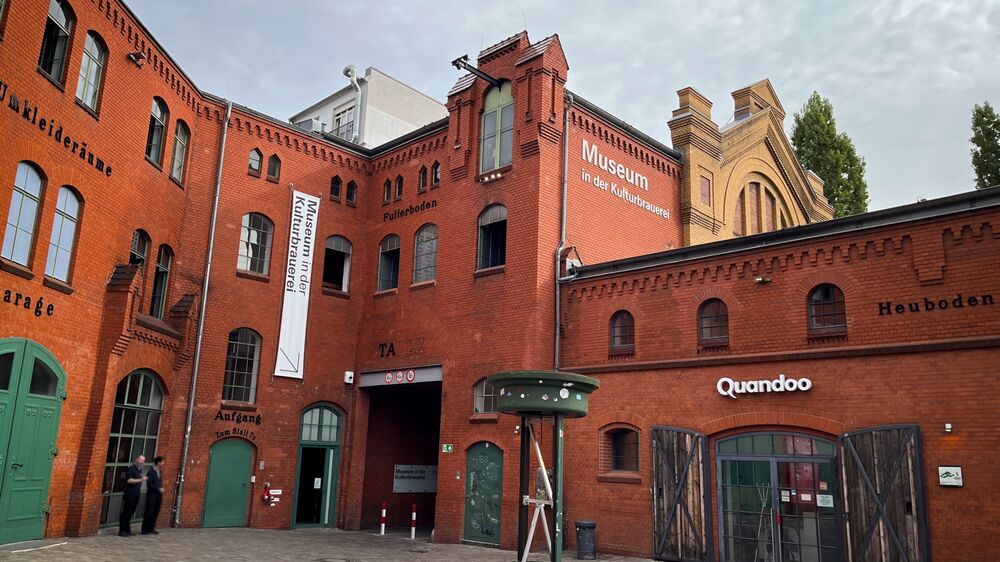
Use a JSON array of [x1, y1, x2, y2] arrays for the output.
[[581, 139, 670, 221]]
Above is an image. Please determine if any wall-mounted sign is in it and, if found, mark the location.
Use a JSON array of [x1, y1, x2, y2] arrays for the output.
[[878, 292, 994, 317], [816, 494, 834, 508], [212, 410, 261, 441], [275, 190, 320, 379], [3, 289, 55, 317], [393, 464, 438, 493], [717, 374, 813, 399], [1, 77, 114, 177], [938, 466, 963, 487], [580, 139, 670, 221], [441, 444, 454, 453], [383, 200, 438, 223], [378, 342, 395, 357], [359, 365, 442, 388]]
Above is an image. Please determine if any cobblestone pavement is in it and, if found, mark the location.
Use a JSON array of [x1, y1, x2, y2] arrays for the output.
[[0, 528, 650, 562]]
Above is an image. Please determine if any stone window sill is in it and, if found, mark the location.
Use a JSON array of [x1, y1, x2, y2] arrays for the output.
[[346, 200, 356, 208], [221, 401, 257, 412], [75, 97, 100, 121], [248, 169, 261, 178], [135, 313, 181, 340], [410, 279, 436, 290], [473, 265, 505, 279], [236, 270, 270, 283], [145, 155, 163, 172], [698, 340, 729, 352], [37, 66, 66, 91], [0, 258, 34, 280], [322, 286, 350, 299], [469, 412, 500, 424], [170, 175, 185, 190], [808, 328, 847, 343], [43, 275, 74, 295], [476, 165, 512, 184], [608, 346, 635, 359], [374, 288, 398, 298], [597, 471, 642, 484]]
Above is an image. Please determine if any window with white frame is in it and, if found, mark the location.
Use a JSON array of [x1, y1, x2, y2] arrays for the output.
[[238, 213, 273, 275]]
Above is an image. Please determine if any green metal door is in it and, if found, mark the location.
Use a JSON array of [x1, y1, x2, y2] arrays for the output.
[[0, 339, 66, 545], [203, 438, 253, 528], [464, 441, 502, 544]]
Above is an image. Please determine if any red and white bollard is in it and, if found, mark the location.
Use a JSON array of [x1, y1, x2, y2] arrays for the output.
[[410, 503, 417, 539], [380, 501, 387, 535]]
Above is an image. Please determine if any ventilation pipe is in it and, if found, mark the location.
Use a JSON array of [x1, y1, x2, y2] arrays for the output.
[[172, 100, 232, 527], [343, 65, 362, 144]]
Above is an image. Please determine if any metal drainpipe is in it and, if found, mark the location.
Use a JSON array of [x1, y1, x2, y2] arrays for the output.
[[172, 100, 232, 527], [343, 65, 362, 144], [554, 92, 573, 371]]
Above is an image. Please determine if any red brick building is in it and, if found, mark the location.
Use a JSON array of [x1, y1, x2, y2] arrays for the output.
[[1, 1, 996, 561]]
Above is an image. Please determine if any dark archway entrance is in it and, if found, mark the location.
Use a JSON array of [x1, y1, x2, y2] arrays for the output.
[[293, 404, 342, 527]]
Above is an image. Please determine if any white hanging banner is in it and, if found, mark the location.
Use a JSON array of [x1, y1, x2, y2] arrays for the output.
[[274, 190, 320, 379]]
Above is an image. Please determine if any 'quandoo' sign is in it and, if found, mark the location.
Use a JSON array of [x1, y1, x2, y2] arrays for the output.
[[717, 374, 812, 399]]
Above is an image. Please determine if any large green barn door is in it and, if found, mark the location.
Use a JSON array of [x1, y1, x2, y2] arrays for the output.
[[0, 339, 66, 545], [203, 438, 254, 527], [464, 441, 502, 544]]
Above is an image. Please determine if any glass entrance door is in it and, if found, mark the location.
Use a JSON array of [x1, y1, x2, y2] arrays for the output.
[[718, 433, 841, 562]]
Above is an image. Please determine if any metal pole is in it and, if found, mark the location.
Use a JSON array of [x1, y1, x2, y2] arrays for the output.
[[518, 416, 530, 560], [553, 413, 565, 562], [173, 99, 232, 527], [552, 414, 566, 562]]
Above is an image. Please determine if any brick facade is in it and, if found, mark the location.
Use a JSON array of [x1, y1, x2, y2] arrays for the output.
[[3, 1, 993, 561]]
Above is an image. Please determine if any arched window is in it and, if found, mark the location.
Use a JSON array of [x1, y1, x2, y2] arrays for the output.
[[75, 31, 106, 111], [431, 161, 441, 187], [301, 404, 340, 444], [395, 175, 403, 200], [44, 186, 81, 282], [418, 167, 428, 193], [382, 179, 391, 203], [480, 81, 513, 173], [609, 310, 635, 350], [323, 235, 352, 292], [267, 155, 281, 181], [808, 284, 847, 333], [330, 176, 342, 201], [129, 229, 150, 273], [145, 98, 169, 165], [238, 213, 273, 275], [377, 235, 400, 291], [99, 370, 164, 526], [148, 245, 172, 319], [477, 204, 507, 270], [2, 162, 45, 266], [413, 224, 438, 283], [473, 378, 497, 414], [602, 426, 639, 472], [169, 120, 190, 183], [38, 0, 75, 83], [248, 148, 262, 175], [346, 181, 357, 205], [223, 328, 261, 403], [748, 182, 760, 234], [698, 298, 729, 344]]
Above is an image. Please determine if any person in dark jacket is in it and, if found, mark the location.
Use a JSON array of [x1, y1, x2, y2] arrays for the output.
[[119, 455, 147, 537], [141, 456, 166, 535]]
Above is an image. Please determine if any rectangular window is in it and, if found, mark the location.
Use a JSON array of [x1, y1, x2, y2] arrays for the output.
[[333, 107, 354, 141], [38, 0, 73, 83], [378, 248, 399, 291], [612, 430, 639, 471]]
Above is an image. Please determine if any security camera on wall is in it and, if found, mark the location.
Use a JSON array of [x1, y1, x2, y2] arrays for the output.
[[344, 371, 355, 384]]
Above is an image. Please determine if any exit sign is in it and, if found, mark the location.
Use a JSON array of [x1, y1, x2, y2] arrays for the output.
[[441, 444, 454, 453]]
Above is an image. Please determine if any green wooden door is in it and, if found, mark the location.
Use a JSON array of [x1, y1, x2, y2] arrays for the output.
[[0, 339, 66, 545], [203, 439, 253, 528], [464, 441, 502, 544]]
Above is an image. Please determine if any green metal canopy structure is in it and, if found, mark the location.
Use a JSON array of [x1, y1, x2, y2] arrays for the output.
[[488, 371, 600, 562]]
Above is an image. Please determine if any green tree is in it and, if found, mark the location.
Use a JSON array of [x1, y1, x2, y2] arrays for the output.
[[791, 92, 869, 217], [971, 101, 1000, 189]]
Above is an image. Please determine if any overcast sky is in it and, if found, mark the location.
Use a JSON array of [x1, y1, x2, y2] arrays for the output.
[[128, 0, 1000, 211]]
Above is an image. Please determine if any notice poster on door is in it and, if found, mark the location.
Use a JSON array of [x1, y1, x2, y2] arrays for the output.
[[274, 190, 320, 379]]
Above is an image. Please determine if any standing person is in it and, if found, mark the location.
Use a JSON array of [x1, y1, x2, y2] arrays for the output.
[[141, 456, 166, 535], [119, 454, 147, 537]]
